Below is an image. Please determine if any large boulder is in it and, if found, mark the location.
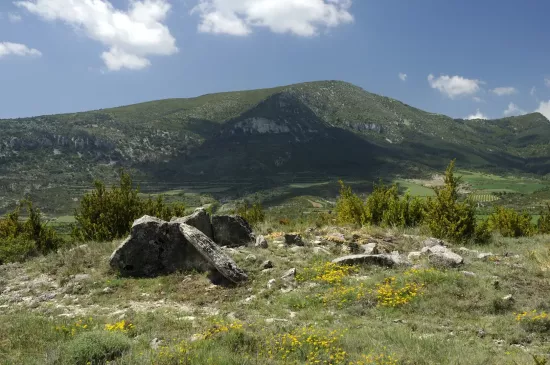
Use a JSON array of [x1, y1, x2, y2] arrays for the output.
[[109, 216, 248, 283], [211, 215, 255, 247], [171, 207, 214, 240]]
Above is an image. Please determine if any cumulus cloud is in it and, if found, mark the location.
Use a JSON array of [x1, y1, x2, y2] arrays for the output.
[[15, 0, 177, 71], [398, 72, 407, 82], [536, 100, 550, 120], [473, 96, 484, 103], [503, 102, 526, 117], [428, 74, 482, 99], [8, 12, 22, 22], [491, 87, 517, 96], [545, 78, 550, 88], [466, 109, 488, 120], [191, 0, 354, 37], [0, 42, 41, 57]]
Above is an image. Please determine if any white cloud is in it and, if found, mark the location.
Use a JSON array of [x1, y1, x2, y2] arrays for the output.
[[466, 109, 488, 120], [536, 100, 550, 120], [15, 0, 177, 71], [428, 74, 482, 99], [531, 86, 537, 96], [473, 96, 484, 103], [0, 42, 41, 57], [398, 72, 407, 82], [545, 78, 550, 88], [503, 102, 526, 117], [191, 0, 354, 37], [8, 12, 22, 22], [491, 86, 517, 96]]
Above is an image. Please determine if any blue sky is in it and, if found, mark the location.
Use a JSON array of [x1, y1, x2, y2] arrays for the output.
[[1, 0, 550, 120]]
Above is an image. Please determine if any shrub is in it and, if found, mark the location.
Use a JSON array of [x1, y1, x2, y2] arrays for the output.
[[0, 200, 63, 264], [72, 171, 185, 241], [488, 206, 534, 237], [381, 192, 426, 228], [335, 180, 365, 225], [538, 203, 550, 234], [63, 330, 131, 365], [424, 160, 477, 243], [234, 199, 265, 225], [365, 180, 397, 226], [474, 218, 492, 244]]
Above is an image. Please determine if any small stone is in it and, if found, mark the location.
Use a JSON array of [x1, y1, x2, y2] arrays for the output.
[[245, 254, 257, 262], [285, 234, 304, 246], [102, 287, 113, 294], [261, 268, 274, 274], [407, 252, 422, 260], [461, 271, 476, 277], [477, 329, 486, 338], [261, 260, 274, 269], [255, 235, 269, 248], [362, 242, 379, 255], [428, 251, 464, 268], [243, 295, 256, 304], [72, 274, 92, 282], [267, 279, 277, 289], [281, 268, 297, 280], [477, 253, 494, 260], [423, 238, 445, 247], [150, 338, 163, 350], [502, 294, 514, 302]]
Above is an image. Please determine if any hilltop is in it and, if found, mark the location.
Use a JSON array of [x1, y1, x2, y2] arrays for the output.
[[1, 80, 549, 214]]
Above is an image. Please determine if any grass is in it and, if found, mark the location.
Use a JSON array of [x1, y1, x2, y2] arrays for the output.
[[2, 224, 550, 364]]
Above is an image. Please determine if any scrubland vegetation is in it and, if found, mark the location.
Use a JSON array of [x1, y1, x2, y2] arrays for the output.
[[2, 161, 550, 364]]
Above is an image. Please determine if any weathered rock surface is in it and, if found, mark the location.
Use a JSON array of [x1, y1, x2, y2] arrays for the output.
[[110, 216, 248, 283], [332, 253, 410, 267], [428, 251, 464, 267], [362, 242, 379, 255], [212, 215, 255, 247], [171, 208, 213, 240], [284, 234, 304, 246], [255, 235, 269, 248]]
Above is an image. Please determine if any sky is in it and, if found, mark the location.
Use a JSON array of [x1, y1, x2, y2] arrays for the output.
[[1, 0, 550, 120]]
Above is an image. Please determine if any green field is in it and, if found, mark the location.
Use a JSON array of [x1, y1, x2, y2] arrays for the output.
[[458, 170, 547, 195]]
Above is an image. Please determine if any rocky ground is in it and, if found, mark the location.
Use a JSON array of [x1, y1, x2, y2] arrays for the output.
[[1, 222, 550, 364]]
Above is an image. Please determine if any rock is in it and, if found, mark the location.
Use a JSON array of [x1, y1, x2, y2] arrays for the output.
[[267, 279, 276, 289], [461, 271, 476, 277], [326, 232, 346, 243], [102, 287, 113, 294], [171, 208, 214, 240], [261, 260, 273, 269], [211, 215, 255, 247], [313, 247, 331, 255], [150, 338, 163, 350], [281, 268, 296, 280], [290, 246, 304, 253], [428, 251, 464, 267], [284, 234, 304, 246], [109, 215, 248, 284], [421, 245, 448, 254], [180, 224, 248, 284], [423, 238, 445, 247], [502, 294, 514, 302], [458, 247, 479, 255], [245, 254, 257, 262], [477, 253, 494, 260], [332, 254, 410, 268], [407, 251, 422, 260], [72, 274, 91, 282], [362, 242, 379, 255], [255, 235, 269, 248]]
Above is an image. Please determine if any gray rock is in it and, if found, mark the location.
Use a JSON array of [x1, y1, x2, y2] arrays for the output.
[[428, 251, 464, 267], [332, 254, 410, 268], [212, 215, 255, 247], [281, 268, 296, 280], [326, 232, 345, 242], [180, 224, 248, 284], [362, 242, 379, 255], [261, 260, 273, 269], [255, 235, 268, 248], [290, 246, 304, 253], [171, 208, 213, 240], [284, 234, 304, 246], [407, 251, 422, 260], [245, 254, 257, 262], [502, 294, 514, 302], [72, 274, 92, 282], [477, 252, 494, 260], [421, 245, 448, 254], [423, 238, 445, 247], [267, 279, 276, 289], [109, 215, 248, 284], [150, 338, 163, 350], [461, 271, 476, 277]]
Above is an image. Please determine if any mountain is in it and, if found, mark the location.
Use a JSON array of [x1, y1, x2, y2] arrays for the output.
[[1, 80, 550, 213]]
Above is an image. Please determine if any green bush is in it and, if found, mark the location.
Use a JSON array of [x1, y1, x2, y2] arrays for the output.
[[424, 160, 477, 243], [488, 206, 534, 237], [474, 219, 492, 244], [72, 171, 185, 242], [0, 200, 63, 264], [63, 330, 131, 365], [335, 180, 365, 225], [538, 204, 550, 234], [365, 181, 398, 225], [234, 199, 265, 225], [381, 192, 426, 228]]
